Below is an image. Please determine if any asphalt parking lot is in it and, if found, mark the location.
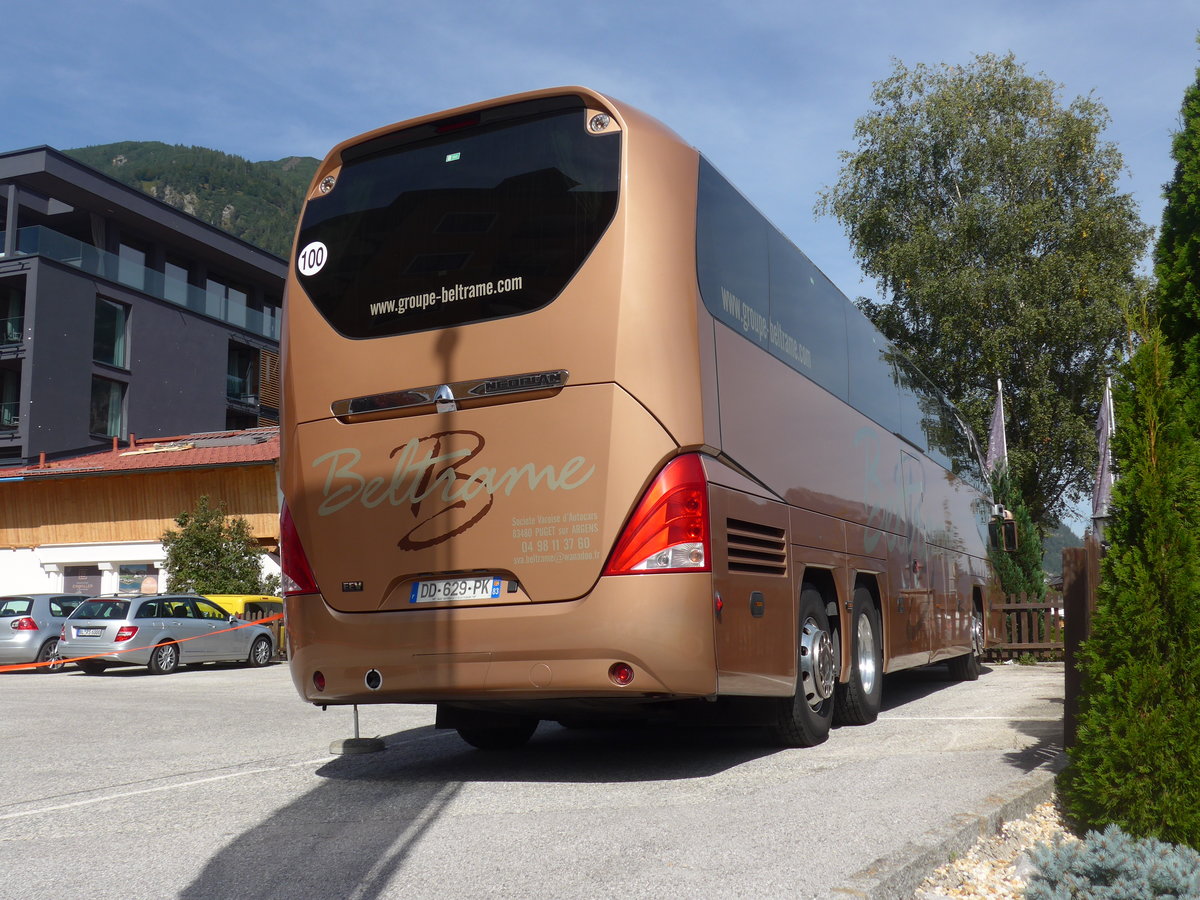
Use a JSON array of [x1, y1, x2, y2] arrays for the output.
[[0, 660, 1064, 899]]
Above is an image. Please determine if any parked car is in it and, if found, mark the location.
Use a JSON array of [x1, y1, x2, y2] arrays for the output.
[[0, 594, 84, 670], [57, 593, 275, 675]]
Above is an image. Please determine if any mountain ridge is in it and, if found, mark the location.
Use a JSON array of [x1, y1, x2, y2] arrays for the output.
[[64, 141, 320, 257]]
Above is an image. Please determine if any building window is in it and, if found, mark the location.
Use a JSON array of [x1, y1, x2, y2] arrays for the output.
[[90, 376, 126, 438], [0, 367, 18, 429], [1, 283, 23, 345], [94, 298, 129, 368], [227, 342, 259, 404]]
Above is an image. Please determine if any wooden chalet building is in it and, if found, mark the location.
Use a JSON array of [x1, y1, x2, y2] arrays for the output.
[[0, 427, 279, 594]]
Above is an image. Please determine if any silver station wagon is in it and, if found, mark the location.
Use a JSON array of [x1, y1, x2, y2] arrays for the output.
[[57, 594, 275, 675]]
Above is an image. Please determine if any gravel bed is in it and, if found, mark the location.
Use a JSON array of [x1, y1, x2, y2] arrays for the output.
[[914, 799, 1078, 899]]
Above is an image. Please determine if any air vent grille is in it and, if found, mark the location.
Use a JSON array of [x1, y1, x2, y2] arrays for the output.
[[726, 518, 787, 575]]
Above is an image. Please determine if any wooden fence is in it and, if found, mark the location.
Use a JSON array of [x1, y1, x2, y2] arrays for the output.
[[985, 591, 1066, 661]]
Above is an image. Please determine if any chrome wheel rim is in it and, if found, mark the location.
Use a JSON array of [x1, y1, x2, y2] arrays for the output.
[[799, 616, 836, 708], [157, 644, 177, 670], [253, 639, 270, 665], [971, 611, 984, 656], [856, 614, 877, 695]]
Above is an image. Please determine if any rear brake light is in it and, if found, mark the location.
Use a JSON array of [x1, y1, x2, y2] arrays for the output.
[[603, 454, 711, 576], [281, 501, 319, 596], [115, 626, 138, 642], [11, 617, 37, 631]]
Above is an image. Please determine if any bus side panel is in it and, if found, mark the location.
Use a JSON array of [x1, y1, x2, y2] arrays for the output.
[[708, 484, 794, 696]]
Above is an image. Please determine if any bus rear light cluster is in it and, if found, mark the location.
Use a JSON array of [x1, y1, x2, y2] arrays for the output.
[[603, 454, 711, 576], [281, 502, 320, 596], [313, 671, 326, 692], [608, 662, 635, 686]]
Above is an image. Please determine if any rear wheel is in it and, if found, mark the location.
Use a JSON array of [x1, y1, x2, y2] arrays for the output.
[[948, 604, 984, 681], [456, 718, 539, 750], [247, 636, 272, 667], [76, 659, 107, 675], [147, 642, 180, 675], [37, 638, 62, 673], [769, 585, 836, 747], [835, 588, 883, 725]]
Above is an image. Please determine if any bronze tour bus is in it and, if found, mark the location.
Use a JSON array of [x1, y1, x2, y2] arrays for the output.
[[280, 87, 1005, 749]]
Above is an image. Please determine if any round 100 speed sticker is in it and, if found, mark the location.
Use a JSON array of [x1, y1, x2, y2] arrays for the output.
[[297, 241, 328, 276]]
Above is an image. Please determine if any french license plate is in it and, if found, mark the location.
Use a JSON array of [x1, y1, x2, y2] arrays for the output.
[[76, 627, 103, 637], [409, 577, 502, 604]]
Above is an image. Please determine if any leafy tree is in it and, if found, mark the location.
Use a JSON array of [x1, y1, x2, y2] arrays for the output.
[[1156, 38, 1200, 385], [989, 467, 1045, 599], [1063, 305, 1200, 849], [161, 495, 273, 593], [819, 52, 1151, 530]]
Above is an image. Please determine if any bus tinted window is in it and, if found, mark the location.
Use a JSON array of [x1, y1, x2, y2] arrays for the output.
[[768, 231, 848, 400], [296, 98, 619, 338], [845, 308, 901, 435], [696, 159, 770, 352]]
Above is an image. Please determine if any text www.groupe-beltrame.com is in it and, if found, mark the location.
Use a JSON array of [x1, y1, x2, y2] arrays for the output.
[[369, 277, 525, 317]]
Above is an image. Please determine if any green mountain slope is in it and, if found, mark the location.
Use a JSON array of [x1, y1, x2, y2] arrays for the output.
[[64, 142, 320, 257]]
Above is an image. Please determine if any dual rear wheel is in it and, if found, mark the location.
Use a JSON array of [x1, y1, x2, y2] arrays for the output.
[[771, 584, 882, 747]]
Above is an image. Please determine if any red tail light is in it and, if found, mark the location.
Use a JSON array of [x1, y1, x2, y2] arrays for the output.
[[281, 501, 319, 596], [603, 454, 711, 576], [10, 617, 37, 631], [115, 626, 138, 642]]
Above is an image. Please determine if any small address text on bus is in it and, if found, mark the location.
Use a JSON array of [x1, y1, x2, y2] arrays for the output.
[[369, 277, 525, 318]]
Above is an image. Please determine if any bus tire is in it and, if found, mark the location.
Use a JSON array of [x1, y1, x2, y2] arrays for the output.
[[835, 588, 882, 725], [947, 604, 984, 681], [456, 718, 539, 751], [770, 585, 836, 747]]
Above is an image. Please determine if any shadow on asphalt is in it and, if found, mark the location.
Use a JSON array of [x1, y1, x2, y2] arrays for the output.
[[178, 720, 779, 900], [177, 662, 1011, 898]]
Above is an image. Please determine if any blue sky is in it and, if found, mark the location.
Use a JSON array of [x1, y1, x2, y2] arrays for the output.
[[6, 0, 1196, 301]]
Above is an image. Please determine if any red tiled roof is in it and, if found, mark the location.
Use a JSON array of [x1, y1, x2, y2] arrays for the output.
[[2, 427, 279, 479]]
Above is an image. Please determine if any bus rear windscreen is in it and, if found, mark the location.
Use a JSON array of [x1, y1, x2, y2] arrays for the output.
[[294, 96, 620, 338]]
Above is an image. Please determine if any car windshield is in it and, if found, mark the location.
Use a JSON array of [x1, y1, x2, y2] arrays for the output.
[[73, 600, 131, 619], [0, 598, 33, 617]]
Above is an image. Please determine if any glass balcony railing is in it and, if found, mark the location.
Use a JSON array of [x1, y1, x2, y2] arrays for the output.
[[0, 226, 280, 341], [0, 401, 17, 430], [226, 374, 259, 405], [2, 316, 22, 345]]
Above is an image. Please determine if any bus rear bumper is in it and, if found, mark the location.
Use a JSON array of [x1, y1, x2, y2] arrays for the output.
[[285, 573, 717, 706]]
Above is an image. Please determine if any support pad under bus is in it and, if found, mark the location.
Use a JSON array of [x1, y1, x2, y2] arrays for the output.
[[329, 705, 386, 755]]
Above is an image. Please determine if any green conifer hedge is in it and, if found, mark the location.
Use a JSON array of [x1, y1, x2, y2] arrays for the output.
[[1062, 316, 1200, 850]]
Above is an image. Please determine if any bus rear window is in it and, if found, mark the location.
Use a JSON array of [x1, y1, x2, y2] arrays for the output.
[[295, 96, 620, 338]]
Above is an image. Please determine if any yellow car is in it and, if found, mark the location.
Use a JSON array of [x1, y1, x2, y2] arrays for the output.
[[202, 595, 285, 658]]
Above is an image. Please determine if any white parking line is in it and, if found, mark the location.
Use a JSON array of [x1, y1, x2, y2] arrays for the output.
[[0, 758, 328, 821]]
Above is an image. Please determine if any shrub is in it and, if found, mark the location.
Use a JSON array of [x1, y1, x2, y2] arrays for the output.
[[1026, 824, 1200, 899]]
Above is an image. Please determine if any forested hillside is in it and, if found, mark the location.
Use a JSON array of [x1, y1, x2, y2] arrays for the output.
[[64, 142, 320, 257]]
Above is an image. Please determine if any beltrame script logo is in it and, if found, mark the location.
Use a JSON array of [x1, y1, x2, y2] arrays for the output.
[[313, 431, 595, 550]]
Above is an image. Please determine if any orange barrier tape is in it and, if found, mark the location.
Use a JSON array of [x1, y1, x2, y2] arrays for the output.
[[0, 612, 284, 673]]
